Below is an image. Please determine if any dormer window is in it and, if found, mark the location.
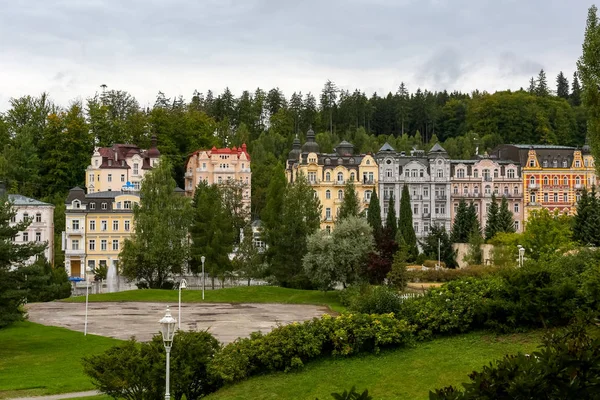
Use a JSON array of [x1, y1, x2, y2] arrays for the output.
[[73, 200, 81, 209], [543, 160, 548, 167], [89, 202, 96, 210], [563, 160, 568, 167], [553, 160, 558, 168], [108, 159, 112, 166], [101, 202, 107, 210], [576, 160, 581, 168], [529, 159, 535, 167]]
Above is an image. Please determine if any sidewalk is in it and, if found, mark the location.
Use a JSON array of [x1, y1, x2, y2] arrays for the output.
[[8, 390, 100, 400]]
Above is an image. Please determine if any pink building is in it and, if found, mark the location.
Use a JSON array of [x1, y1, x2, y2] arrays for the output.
[[450, 157, 523, 233], [184, 144, 252, 208]]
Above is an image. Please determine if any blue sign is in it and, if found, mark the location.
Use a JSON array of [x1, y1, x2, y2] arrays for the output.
[[69, 277, 85, 282], [122, 181, 135, 191]]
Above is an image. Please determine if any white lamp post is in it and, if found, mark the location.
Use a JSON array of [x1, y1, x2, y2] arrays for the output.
[[517, 245, 525, 268], [201, 256, 206, 300], [178, 279, 187, 330], [159, 306, 177, 400]]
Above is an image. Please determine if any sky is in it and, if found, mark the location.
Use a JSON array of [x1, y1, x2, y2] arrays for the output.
[[0, 0, 594, 110]]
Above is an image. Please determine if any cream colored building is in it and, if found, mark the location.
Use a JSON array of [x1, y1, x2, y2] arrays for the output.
[[184, 144, 252, 209], [86, 137, 160, 193], [286, 129, 378, 231]]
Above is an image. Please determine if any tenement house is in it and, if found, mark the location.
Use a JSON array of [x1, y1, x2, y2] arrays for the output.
[[375, 143, 451, 238], [286, 128, 378, 231], [86, 136, 161, 193], [491, 144, 596, 222], [450, 156, 523, 232], [184, 144, 251, 211]]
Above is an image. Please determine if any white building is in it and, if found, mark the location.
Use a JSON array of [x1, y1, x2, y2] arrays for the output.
[[375, 143, 452, 238], [7, 194, 55, 265]]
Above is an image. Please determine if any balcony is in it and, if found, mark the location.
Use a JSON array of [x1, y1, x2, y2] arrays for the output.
[[361, 179, 376, 186], [528, 183, 539, 190], [422, 212, 431, 218], [575, 184, 583, 190], [308, 179, 320, 185], [435, 195, 447, 201], [66, 227, 84, 235], [66, 248, 85, 256], [185, 172, 193, 178]]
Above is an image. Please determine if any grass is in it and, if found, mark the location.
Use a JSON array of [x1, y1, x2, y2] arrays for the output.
[[62, 286, 345, 313], [205, 329, 544, 400], [0, 322, 122, 399]]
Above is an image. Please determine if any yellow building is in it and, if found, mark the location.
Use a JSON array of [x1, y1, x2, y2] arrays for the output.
[[64, 188, 139, 278], [491, 144, 596, 222], [286, 129, 378, 231]]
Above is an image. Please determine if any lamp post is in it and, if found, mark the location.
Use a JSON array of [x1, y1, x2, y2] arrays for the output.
[[201, 256, 206, 300], [159, 306, 177, 400], [178, 279, 187, 329], [517, 245, 525, 268]]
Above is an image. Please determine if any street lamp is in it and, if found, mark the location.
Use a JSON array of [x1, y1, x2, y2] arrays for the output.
[[201, 256, 206, 300], [159, 306, 177, 400], [178, 279, 187, 330], [517, 245, 525, 268]]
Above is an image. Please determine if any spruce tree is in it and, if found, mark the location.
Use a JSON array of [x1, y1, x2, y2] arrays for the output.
[[450, 199, 470, 243], [398, 184, 418, 259], [556, 71, 570, 99], [571, 71, 582, 106], [385, 194, 397, 241], [496, 196, 516, 234], [484, 194, 500, 241], [466, 202, 481, 236], [528, 77, 537, 94], [573, 187, 592, 245], [535, 69, 549, 97], [420, 224, 457, 268], [366, 188, 383, 240], [338, 181, 360, 221], [261, 163, 287, 265]]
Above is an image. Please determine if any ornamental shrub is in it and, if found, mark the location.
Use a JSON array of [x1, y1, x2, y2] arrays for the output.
[[346, 285, 403, 315]]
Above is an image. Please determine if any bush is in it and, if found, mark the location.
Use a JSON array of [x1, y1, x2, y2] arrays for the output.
[[423, 260, 446, 269], [387, 253, 409, 290], [408, 265, 503, 283], [430, 323, 600, 399], [346, 286, 403, 315]]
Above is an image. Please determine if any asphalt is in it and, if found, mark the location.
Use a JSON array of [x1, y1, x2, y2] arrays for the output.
[[7, 390, 100, 400]]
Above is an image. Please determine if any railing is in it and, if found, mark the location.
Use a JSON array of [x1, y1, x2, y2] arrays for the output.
[[528, 183, 539, 189], [66, 227, 84, 235], [422, 213, 431, 218], [435, 195, 447, 201], [575, 184, 583, 190], [335, 180, 345, 185], [184, 172, 193, 178], [66, 248, 85, 256]]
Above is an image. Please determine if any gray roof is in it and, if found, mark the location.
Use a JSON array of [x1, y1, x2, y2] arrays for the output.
[[379, 142, 396, 152], [85, 191, 139, 199], [8, 194, 53, 207], [510, 144, 576, 150], [429, 143, 447, 153]]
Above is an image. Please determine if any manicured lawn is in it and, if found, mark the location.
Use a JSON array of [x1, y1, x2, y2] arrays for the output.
[[206, 330, 544, 400], [0, 322, 122, 399], [63, 286, 345, 312]]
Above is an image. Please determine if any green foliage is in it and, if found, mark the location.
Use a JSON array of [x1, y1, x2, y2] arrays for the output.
[[385, 194, 397, 240], [484, 194, 500, 241], [556, 71, 570, 100], [450, 200, 470, 243], [407, 265, 503, 283], [338, 182, 360, 221], [421, 224, 457, 268], [303, 230, 336, 291], [496, 196, 515, 235], [464, 232, 483, 266], [573, 186, 600, 246], [522, 209, 573, 261], [398, 185, 418, 260], [345, 285, 403, 315], [18, 257, 71, 302], [231, 228, 264, 286], [326, 386, 372, 400], [430, 324, 600, 399], [366, 188, 382, 240], [488, 232, 522, 267], [120, 159, 191, 288], [386, 252, 409, 291]]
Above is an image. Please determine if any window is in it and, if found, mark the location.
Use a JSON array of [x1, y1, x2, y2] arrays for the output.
[[72, 220, 79, 230], [514, 186, 519, 195], [508, 169, 515, 179], [514, 221, 519, 231], [121, 174, 125, 182], [338, 190, 343, 200], [454, 203, 458, 214], [457, 169, 465, 178], [365, 191, 372, 201], [325, 172, 331, 181], [413, 222, 419, 233], [585, 159, 589, 167], [326, 208, 331, 220], [494, 169, 499, 178], [483, 169, 490, 179], [485, 185, 491, 194], [563, 193, 568, 202], [543, 160, 548, 167], [454, 185, 458, 194], [563, 176, 568, 186], [350, 172, 355, 181], [113, 220, 119, 231], [386, 169, 392, 178], [10, 215, 15, 223], [474, 185, 479, 195], [89, 220, 95, 231], [494, 186, 499, 194], [134, 182, 140, 190], [411, 169, 417, 178], [553, 160, 558, 168], [424, 223, 429, 233], [529, 159, 535, 167], [420, 170, 424, 178], [530, 193, 536, 203], [89, 240, 95, 251], [35, 232, 41, 242], [576, 176, 581, 185], [530, 176, 535, 185], [544, 192, 549, 202], [202, 162, 207, 169], [463, 185, 468, 195], [35, 213, 41, 223], [437, 169, 444, 178], [125, 220, 130, 231], [90, 202, 95, 210], [308, 172, 317, 183], [563, 160, 568, 167], [71, 239, 78, 250], [544, 176, 549, 185], [101, 240, 107, 251], [424, 205, 429, 215], [474, 204, 479, 213], [112, 240, 119, 251], [554, 177, 558, 185], [384, 206, 388, 215], [101, 202, 107, 210], [101, 220, 107, 231], [504, 186, 509, 195], [325, 190, 331, 199], [413, 204, 419, 215], [576, 160, 581, 168], [108, 174, 112, 182], [424, 188, 429, 197], [514, 203, 519, 213], [116, 202, 121, 209], [554, 193, 558, 202], [23, 213, 29, 221], [95, 159, 98, 167], [337, 172, 344, 182], [325, 226, 331, 233], [133, 163, 139, 175], [88, 260, 95, 271]]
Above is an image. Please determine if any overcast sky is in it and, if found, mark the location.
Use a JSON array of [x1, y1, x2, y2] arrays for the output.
[[0, 0, 593, 110]]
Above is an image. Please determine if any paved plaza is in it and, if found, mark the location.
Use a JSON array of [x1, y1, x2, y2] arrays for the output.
[[26, 302, 331, 343]]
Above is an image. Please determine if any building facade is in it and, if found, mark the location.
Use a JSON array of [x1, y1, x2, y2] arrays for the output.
[[491, 144, 596, 222], [85, 137, 160, 193], [184, 144, 252, 209], [375, 143, 452, 238], [286, 129, 378, 231], [63, 187, 138, 278], [450, 157, 524, 232], [7, 193, 55, 265]]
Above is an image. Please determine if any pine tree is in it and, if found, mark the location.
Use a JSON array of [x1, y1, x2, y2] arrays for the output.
[[466, 202, 481, 237], [484, 194, 500, 241], [338, 181, 360, 221], [366, 188, 382, 240], [556, 71, 570, 99], [261, 163, 287, 267], [573, 187, 592, 245], [398, 184, 418, 259], [420, 224, 457, 268], [385, 194, 397, 241], [535, 69, 550, 97], [571, 72, 582, 106], [450, 199, 470, 243], [496, 196, 516, 234], [528, 77, 537, 94]]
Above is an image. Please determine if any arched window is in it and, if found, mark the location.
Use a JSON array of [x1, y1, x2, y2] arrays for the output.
[[325, 172, 331, 181], [474, 185, 479, 194], [337, 172, 343, 183], [563, 176, 568, 186], [576, 176, 581, 185], [494, 169, 499, 178], [454, 185, 458, 194], [485, 185, 491, 194], [463, 185, 468, 194], [530, 176, 535, 185], [350, 172, 355, 181], [337, 190, 343, 200], [325, 190, 331, 199], [504, 186, 508, 195], [544, 176, 549, 185], [553, 176, 558, 185], [513, 185, 519, 195]]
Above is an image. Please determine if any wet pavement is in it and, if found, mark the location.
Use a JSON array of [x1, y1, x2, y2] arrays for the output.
[[25, 301, 330, 343]]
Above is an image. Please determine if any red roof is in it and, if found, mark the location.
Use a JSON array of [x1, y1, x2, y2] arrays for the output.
[[188, 143, 251, 161]]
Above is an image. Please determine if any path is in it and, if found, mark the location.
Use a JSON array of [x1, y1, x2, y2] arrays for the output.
[[26, 301, 330, 343], [6, 390, 99, 400]]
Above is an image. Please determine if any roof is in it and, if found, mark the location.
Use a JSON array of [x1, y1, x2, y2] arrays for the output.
[[379, 142, 396, 152], [85, 191, 140, 199], [429, 143, 447, 153], [8, 194, 53, 207], [509, 144, 576, 150], [187, 143, 251, 165]]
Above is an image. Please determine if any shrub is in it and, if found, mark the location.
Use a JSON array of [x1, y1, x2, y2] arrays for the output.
[[347, 286, 403, 315], [387, 263, 409, 291], [339, 285, 365, 307], [408, 265, 503, 283], [429, 323, 600, 399], [423, 260, 446, 268]]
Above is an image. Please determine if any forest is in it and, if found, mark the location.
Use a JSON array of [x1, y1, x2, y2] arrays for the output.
[[0, 69, 587, 265]]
